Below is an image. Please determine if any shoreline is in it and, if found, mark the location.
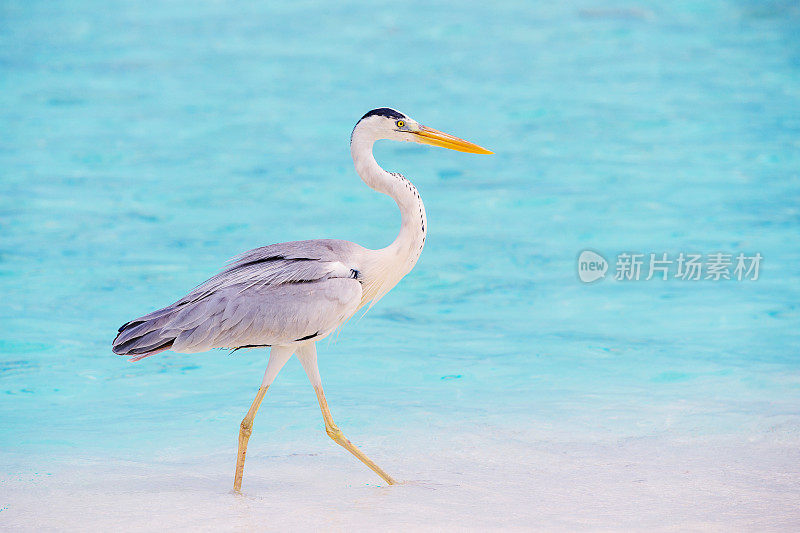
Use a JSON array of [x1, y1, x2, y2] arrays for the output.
[[3, 431, 798, 531]]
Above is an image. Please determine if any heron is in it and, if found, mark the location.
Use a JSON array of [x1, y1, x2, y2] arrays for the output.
[[112, 108, 492, 491]]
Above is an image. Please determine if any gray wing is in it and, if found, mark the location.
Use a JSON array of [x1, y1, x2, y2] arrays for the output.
[[112, 239, 365, 360]]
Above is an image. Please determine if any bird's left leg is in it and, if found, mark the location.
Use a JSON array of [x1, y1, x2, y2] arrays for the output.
[[296, 342, 397, 485], [233, 345, 293, 492]]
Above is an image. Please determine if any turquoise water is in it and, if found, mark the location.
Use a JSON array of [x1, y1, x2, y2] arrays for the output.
[[2, 0, 800, 527]]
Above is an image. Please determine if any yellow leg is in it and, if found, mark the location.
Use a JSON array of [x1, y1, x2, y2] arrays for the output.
[[313, 385, 397, 485], [233, 385, 269, 492]]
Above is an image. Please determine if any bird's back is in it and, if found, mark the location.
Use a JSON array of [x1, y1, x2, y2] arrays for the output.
[[113, 239, 366, 360]]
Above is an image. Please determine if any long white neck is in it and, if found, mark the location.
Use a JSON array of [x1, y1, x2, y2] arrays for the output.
[[350, 129, 427, 303]]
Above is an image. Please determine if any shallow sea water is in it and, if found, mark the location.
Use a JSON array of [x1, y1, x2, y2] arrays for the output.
[[1, 0, 799, 530]]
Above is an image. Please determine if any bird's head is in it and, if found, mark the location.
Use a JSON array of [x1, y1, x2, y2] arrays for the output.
[[352, 107, 493, 154]]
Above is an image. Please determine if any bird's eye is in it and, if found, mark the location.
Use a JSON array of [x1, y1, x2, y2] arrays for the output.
[[396, 120, 405, 128]]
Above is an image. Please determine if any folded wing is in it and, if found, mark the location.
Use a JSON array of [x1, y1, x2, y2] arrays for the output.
[[112, 240, 364, 361]]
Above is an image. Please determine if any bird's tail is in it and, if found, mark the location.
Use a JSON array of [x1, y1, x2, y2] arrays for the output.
[[112, 305, 180, 362]]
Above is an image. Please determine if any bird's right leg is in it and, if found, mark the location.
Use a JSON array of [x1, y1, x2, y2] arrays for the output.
[[233, 345, 293, 493], [296, 343, 397, 485]]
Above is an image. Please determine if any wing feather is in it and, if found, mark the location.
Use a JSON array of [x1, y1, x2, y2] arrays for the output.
[[113, 240, 365, 358]]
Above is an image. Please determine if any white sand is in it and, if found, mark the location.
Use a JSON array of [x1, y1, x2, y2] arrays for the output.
[[3, 429, 798, 531]]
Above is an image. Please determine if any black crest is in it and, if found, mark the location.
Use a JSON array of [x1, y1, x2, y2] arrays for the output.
[[358, 107, 406, 122]]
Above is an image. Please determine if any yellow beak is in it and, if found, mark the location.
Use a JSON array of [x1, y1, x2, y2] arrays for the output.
[[411, 125, 493, 154]]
